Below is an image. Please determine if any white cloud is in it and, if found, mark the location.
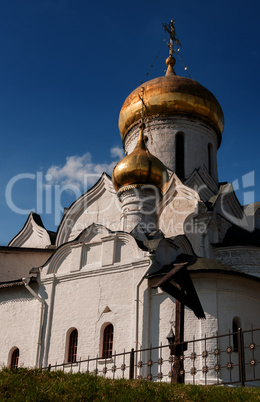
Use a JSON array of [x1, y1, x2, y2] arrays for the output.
[[110, 145, 124, 160], [45, 146, 124, 190]]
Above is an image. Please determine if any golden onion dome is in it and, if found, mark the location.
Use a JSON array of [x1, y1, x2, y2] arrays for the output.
[[112, 124, 169, 193], [118, 59, 224, 146]]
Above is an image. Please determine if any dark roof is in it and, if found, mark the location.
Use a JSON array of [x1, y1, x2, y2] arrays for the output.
[[147, 254, 260, 282], [0, 246, 53, 254], [47, 231, 57, 245], [32, 213, 57, 244], [220, 225, 260, 247], [0, 276, 37, 289]]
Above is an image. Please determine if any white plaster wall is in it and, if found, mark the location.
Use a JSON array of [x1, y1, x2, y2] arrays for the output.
[[214, 274, 260, 331], [0, 285, 40, 368], [41, 261, 149, 367], [38, 227, 149, 371], [138, 281, 204, 382], [1, 239, 259, 382], [215, 274, 260, 383], [39, 267, 259, 380], [146, 272, 260, 383], [124, 116, 219, 183], [0, 249, 53, 282], [150, 287, 176, 346]]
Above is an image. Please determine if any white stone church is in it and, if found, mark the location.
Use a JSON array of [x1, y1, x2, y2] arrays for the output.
[[0, 24, 259, 384]]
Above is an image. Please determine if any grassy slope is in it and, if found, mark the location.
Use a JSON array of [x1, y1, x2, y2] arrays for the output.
[[0, 369, 260, 401]]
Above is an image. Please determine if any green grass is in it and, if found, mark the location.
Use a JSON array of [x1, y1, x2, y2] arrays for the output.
[[0, 368, 259, 401]]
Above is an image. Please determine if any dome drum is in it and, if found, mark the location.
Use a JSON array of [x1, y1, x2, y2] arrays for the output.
[[119, 184, 160, 233], [123, 116, 219, 183]]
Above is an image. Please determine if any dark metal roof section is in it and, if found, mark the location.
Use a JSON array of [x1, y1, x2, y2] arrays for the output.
[[0, 276, 37, 289], [221, 225, 260, 247], [149, 253, 260, 279], [150, 256, 205, 319], [148, 252, 260, 319], [47, 230, 57, 245]]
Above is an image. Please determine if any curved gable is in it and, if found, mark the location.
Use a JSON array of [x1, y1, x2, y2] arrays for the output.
[[209, 183, 248, 228], [42, 224, 143, 277], [55, 173, 121, 247], [184, 165, 218, 202], [159, 173, 201, 237], [8, 212, 53, 249]]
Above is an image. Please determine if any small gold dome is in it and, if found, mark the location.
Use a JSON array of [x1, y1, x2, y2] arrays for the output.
[[112, 125, 169, 193], [119, 73, 224, 147]]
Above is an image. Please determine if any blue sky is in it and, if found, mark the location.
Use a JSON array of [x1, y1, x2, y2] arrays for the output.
[[0, 0, 259, 245]]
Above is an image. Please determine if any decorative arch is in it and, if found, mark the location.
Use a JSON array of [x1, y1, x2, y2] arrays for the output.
[[47, 243, 72, 274], [78, 224, 142, 263], [65, 328, 78, 363], [42, 223, 143, 276], [8, 347, 19, 369], [77, 223, 111, 244]]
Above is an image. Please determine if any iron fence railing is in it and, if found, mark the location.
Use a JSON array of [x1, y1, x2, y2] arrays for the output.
[[43, 327, 260, 386]]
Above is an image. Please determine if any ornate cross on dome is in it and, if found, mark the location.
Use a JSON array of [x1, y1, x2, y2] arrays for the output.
[[163, 19, 181, 58], [163, 19, 181, 76]]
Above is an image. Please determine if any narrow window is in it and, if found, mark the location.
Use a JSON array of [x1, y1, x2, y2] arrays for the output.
[[232, 317, 241, 352], [102, 324, 113, 358], [208, 143, 213, 175], [10, 348, 19, 369], [68, 329, 78, 363], [175, 133, 185, 179]]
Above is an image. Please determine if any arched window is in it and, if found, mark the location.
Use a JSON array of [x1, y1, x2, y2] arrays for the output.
[[175, 132, 185, 179], [102, 324, 113, 358], [10, 348, 19, 369], [232, 317, 241, 352], [68, 329, 78, 363], [208, 143, 213, 175]]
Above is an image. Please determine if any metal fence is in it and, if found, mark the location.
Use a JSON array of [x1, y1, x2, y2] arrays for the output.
[[43, 327, 260, 386]]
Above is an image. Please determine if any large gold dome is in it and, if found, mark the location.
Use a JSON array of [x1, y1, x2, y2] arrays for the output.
[[119, 73, 224, 146], [112, 126, 169, 193]]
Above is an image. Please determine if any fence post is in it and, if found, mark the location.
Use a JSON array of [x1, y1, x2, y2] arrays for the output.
[[48, 364, 51, 371], [129, 348, 134, 380], [238, 328, 245, 387]]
